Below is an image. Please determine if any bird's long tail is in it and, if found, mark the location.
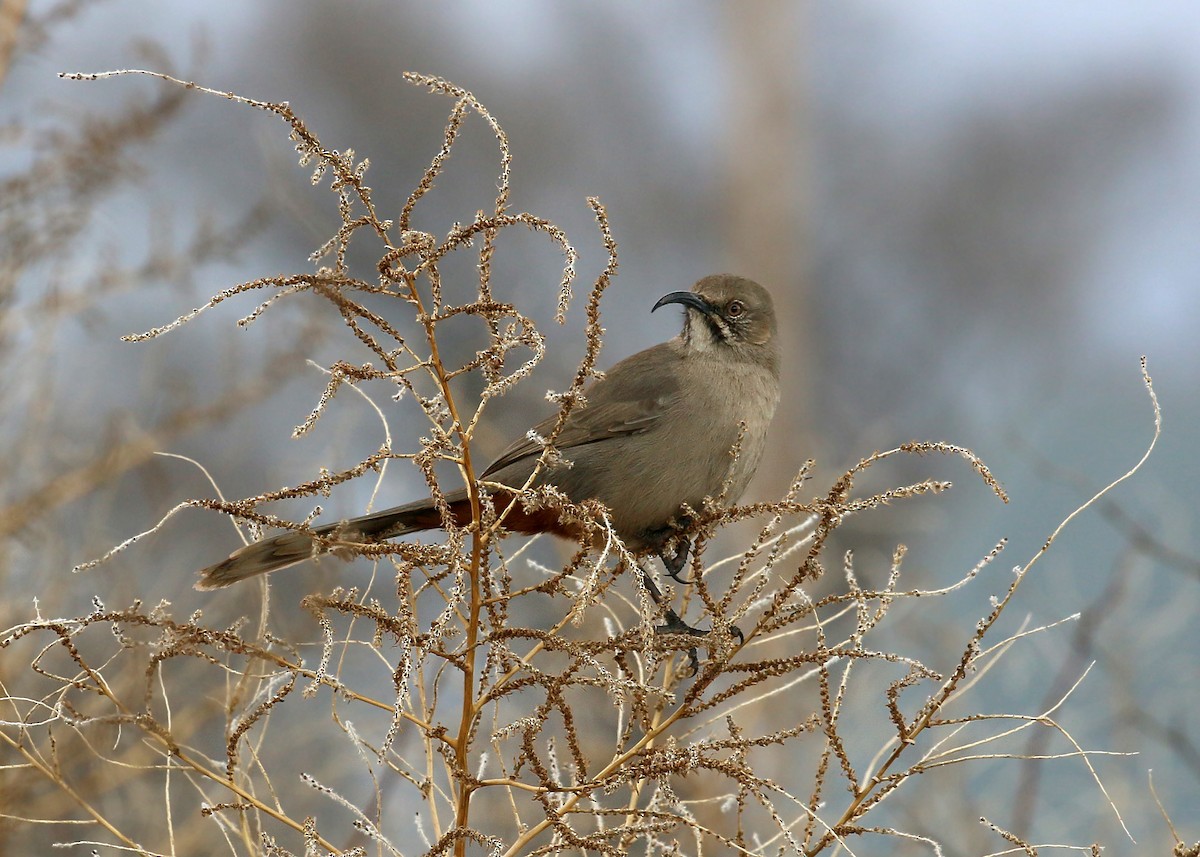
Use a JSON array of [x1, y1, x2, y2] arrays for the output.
[[195, 492, 468, 590]]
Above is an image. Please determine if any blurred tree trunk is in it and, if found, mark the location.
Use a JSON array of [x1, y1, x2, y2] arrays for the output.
[[708, 0, 814, 839], [0, 0, 26, 91], [722, 0, 812, 497]]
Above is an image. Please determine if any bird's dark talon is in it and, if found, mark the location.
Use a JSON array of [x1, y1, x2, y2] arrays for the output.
[[654, 609, 742, 675], [659, 535, 693, 583], [655, 608, 708, 637], [654, 613, 703, 677]]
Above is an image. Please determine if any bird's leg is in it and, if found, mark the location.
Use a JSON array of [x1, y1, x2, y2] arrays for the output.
[[656, 517, 744, 645], [637, 562, 711, 676]]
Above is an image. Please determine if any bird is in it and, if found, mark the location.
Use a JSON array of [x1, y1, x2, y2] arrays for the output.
[[196, 274, 780, 597]]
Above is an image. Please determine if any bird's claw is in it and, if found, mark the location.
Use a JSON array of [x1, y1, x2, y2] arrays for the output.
[[655, 609, 708, 638], [659, 536, 693, 583], [654, 609, 743, 676]]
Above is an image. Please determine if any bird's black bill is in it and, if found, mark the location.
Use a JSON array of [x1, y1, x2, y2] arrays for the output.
[[652, 291, 713, 315]]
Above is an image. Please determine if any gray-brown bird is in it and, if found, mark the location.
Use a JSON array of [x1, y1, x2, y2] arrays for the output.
[[197, 274, 779, 591]]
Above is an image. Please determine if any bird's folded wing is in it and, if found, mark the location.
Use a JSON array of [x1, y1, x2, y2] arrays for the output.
[[482, 387, 681, 480]]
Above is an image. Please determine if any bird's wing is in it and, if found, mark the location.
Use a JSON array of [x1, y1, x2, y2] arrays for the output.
[[481, 343, 682, 480]]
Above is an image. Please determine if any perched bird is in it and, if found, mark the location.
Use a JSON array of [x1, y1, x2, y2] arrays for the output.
[[197, 274, 779, 595]]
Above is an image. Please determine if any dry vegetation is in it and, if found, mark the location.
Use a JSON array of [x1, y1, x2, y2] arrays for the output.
[[1, 59, 1191, 857]]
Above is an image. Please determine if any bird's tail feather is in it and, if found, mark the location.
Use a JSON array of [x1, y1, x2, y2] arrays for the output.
[[195, 493, 463, 590]]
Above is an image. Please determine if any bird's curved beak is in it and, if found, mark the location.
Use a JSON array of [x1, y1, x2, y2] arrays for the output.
[[652, 291, 714, 316]]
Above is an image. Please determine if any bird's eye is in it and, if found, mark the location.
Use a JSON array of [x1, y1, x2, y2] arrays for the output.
[[726, 300, 745, 317]]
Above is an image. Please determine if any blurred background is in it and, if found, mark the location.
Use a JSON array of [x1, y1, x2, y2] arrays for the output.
[[2, 0, 1197, 853]]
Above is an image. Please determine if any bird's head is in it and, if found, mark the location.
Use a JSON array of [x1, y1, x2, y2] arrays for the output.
[[653, 274, 778, 367]]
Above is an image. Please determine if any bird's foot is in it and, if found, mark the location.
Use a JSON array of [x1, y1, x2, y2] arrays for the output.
[[654, 608, 708, 638], [659, 535, 693, 584], [654, 609, 743, 676]]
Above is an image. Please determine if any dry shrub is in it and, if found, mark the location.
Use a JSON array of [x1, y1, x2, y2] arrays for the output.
[[1, 71, 1166, 856]]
